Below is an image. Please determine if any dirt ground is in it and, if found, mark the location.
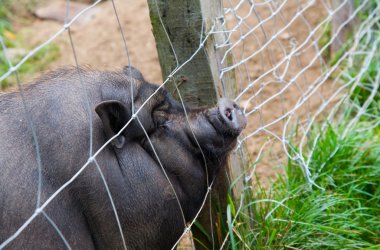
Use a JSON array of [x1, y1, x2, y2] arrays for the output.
[[22, 0, 163, 83], [223, 0, 334, 183]]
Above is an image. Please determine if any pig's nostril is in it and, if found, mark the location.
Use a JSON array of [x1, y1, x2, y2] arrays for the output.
[[225, 108, 233, 121], [214, 98, 247, 134]]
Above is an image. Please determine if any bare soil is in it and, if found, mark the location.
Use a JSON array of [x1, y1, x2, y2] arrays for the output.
[[21, 0, 163, 84]]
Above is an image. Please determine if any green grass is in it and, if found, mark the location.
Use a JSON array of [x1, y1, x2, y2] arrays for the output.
[[0, 0, 60, 89], [319, 0, 380, 118], [225, 121, 380, 249], [344, 27, 380, 119], [0, 43, 60, 89]]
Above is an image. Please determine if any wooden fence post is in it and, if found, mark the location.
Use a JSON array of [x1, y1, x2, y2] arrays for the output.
[[147, 0, 248, 248]]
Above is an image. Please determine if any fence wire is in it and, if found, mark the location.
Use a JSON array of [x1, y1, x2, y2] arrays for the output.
[[0, 0, 378, 249]]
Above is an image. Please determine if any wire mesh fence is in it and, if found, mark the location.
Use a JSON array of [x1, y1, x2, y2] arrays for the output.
[[0, 0, 378, 249], [224, 0, 349, 183]]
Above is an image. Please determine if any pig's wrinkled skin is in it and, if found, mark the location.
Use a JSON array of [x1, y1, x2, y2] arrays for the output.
[[0, 66, 246, 249]]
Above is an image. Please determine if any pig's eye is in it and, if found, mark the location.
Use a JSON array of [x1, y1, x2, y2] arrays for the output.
[[153, 111, 168, 128], [154, 101, 170, 112], [152, 101, 170, 128]]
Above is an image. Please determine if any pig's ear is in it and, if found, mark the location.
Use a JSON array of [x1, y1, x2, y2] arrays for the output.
[[123, 65, 145, 81], [95, 100, 129, 149]]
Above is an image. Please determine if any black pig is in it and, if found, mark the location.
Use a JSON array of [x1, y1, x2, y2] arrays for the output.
[[0, 66, 246, 249]]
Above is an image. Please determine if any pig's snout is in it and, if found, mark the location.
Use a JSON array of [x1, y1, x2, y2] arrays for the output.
[[217, 98, 247, 134]]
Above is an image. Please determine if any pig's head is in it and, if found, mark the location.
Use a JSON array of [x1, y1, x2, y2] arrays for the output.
[[96, 67, 246, 178], [145, 93, 247, 181], [95, 67, 246, 221]]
